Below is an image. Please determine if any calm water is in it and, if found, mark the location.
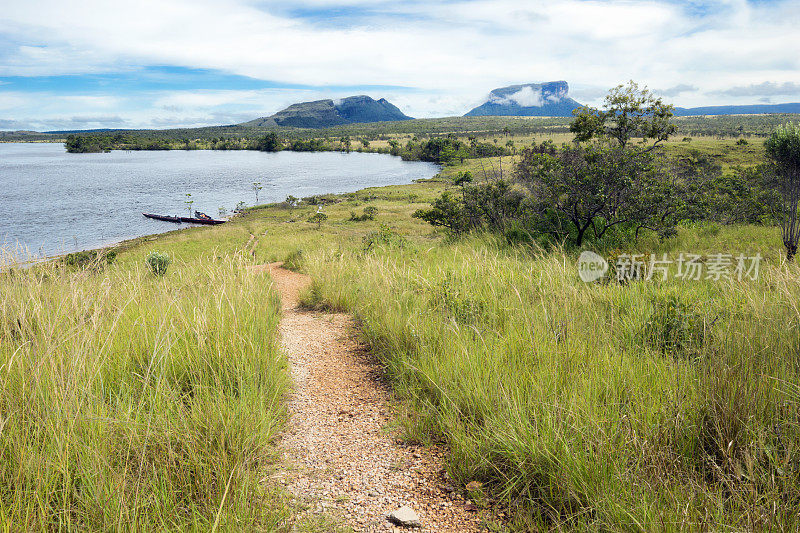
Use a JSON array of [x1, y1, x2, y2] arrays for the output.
[[0, 143, 439, 257]]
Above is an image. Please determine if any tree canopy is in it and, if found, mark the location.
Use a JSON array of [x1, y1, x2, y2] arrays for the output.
[[765, 122, 800, 260], [570, 80, 677, 149]]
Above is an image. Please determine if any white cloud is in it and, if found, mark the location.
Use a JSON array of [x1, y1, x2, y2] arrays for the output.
[[490, 87, 544, 107], [1, 0, 799, 126]]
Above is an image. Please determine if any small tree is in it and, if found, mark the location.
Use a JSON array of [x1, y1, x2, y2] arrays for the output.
[[765, 123, 800, 260], [253, 182, 263, 204], [184, 193, 193, 217], [285, 195, 298, 208], [308, 212, 328, 229], [570, 80, 677, 149]]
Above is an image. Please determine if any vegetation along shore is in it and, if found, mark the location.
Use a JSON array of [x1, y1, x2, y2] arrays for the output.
[[4, 83, 800, 530]]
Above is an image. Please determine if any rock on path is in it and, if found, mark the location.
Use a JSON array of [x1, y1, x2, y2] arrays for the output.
[[252, 263, 485, 532]]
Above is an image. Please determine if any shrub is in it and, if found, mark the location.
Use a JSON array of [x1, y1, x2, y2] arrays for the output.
[[145, 251, 172, 276], [362, 224, 407, 251], [349, 206, 378, 222], [64, 249, 117, 270], [642, 292, 709, 359]]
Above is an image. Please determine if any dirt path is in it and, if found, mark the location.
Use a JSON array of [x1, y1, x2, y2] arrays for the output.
[[254, 263, 485, 532]]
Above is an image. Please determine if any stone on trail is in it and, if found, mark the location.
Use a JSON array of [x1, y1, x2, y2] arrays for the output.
[[388, 505, 421, 527], [465, 481, 483, 492]]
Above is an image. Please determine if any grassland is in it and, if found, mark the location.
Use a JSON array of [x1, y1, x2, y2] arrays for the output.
[[0, 247, 295, 529], [2, 133, 796, 530]]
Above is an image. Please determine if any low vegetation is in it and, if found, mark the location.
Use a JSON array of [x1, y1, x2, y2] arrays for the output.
[[299, 230, 799, 530], [0, 250, 290, 529]]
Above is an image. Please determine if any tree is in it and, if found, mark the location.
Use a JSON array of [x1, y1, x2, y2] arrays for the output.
[[340, 136, 351, 152], [253, 182, 263, 204], [256, 132, 281, 152], [765, 123, 800, 260], [515, 143, 679, 246], [308, 212, 328, 229], [570, 80, 677, 149], [184, 193, 194, 217]]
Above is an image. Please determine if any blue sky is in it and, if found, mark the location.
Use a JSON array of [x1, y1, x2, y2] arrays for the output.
[[1, 0, 799, 131]]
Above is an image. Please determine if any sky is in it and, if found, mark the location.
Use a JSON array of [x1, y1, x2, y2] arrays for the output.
[[1, 0, 799, 131]]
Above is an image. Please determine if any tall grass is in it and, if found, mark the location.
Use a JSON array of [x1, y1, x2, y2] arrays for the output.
[[0, 252, 289, 530], [301, 234, 800, 530]]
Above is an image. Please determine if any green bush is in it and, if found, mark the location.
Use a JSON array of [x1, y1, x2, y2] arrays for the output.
[[642, 292, 709, 359], [145, 251, 172, 276], [63, 249, 117, 270], [349, 206, 378, 222], [362, 224, 407, 252]]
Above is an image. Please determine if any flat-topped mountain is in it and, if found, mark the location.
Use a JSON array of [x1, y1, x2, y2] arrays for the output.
[[465, 81, 583, 117], [243, 95, 413, 128]]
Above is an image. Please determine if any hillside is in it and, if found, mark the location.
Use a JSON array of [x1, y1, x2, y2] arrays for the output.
[[465, 80, 584, 117], [243, 95, 412, 128]]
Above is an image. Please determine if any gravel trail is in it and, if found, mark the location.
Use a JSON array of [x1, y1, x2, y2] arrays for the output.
[[254, 263, 485, 532]]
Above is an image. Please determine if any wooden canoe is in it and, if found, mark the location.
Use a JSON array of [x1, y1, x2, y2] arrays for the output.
[[143, 213, 181, 223]]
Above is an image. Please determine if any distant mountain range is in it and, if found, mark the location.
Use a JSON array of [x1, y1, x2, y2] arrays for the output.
[[7, 84, 800, 136], [463, 81, 800, 118], [242, 95, 412, 129], [465, 81, 583, 117], [672, 103, 800, 116]]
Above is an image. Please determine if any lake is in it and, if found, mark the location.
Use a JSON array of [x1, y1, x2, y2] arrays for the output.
[[0, 143, 439, 258]]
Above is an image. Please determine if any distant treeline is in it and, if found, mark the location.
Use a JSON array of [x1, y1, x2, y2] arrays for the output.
[[65, 131, 514, 164], [44, 112, 800, 148]]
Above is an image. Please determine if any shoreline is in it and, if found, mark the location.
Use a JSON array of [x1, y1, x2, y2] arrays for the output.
[[1, 144, 441, 265], [1, 172, 443, 269]]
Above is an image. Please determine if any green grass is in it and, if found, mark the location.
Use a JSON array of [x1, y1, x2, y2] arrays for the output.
[[0, 133, 789, 530], [0, 249, 291, 530], [296, 228, 800, 530]]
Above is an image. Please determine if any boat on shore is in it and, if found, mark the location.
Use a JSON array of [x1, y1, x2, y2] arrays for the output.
[[179, 216, 225, 225], [143, 211, 226, 225], [143, 213, 181, 223]]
